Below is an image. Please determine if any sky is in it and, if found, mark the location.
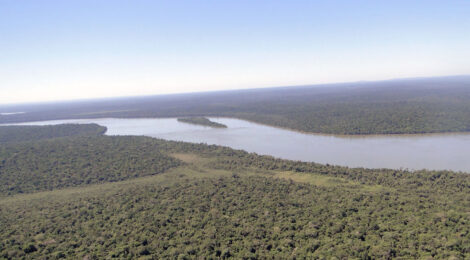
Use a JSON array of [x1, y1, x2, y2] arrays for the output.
[[1, 0, 469, 104]]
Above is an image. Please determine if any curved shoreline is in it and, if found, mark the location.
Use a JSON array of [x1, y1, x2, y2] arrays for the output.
[[4, 115, 470, 138], [3, 116, 470, 172], [208, 116, 470, 138]]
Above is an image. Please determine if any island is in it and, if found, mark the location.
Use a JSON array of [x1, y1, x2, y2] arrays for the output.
[[177, 117, 227, 128]]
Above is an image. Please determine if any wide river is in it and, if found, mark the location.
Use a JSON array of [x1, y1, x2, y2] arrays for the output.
[[12, 117, 470, 173]]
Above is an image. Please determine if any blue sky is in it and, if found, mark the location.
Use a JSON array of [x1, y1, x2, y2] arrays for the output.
[[1, 0, 469, 104]]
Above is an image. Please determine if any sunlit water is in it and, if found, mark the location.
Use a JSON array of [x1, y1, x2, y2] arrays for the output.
[[9, 117, 470, 172], [0, 112, 25, 116]]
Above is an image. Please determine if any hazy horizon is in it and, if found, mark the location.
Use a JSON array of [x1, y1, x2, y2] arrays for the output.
[[0, 74, 468, 106], [2, 0, 469, 104]]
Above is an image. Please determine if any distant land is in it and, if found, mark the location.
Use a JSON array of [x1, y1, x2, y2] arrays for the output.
[[1, 75, 470, 135], [177, 117, 227, 128]]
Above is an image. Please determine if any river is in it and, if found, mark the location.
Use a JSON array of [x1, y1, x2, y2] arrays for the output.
[[11, 117, 470, 172]]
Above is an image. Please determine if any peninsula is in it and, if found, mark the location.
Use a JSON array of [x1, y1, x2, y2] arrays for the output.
[[177, 117, 227, 128]]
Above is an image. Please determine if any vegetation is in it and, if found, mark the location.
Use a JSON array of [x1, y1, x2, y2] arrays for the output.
[[1, 76, 470, 135], [0, 124, 106, 143], [177, 117, 227, 128], [0, 136, 181, 196], [1, 124, 470, 258], [1, 160, 470, 259]]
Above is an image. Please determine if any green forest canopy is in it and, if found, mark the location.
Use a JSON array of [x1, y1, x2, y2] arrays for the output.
[[0, 124, 106, 144], [1, 124, 470, 259]]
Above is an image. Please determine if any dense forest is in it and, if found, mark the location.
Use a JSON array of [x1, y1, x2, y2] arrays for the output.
[[1, 124, 470, 259], [177, 117, 227, 128], [1, 76, 470, 135], [0, 124, 106, 144], [0, 135, 181, 196]]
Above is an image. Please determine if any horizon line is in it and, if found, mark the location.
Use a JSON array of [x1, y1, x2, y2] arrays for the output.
[[1, 73, 469, 107]]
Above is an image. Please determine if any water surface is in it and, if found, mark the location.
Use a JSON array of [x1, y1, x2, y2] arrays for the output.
[[0, 112, 25, 116], [12, 117, 470, 172]]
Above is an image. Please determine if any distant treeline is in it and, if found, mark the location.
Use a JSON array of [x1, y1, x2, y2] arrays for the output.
[[1, 76, 470, 135]]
